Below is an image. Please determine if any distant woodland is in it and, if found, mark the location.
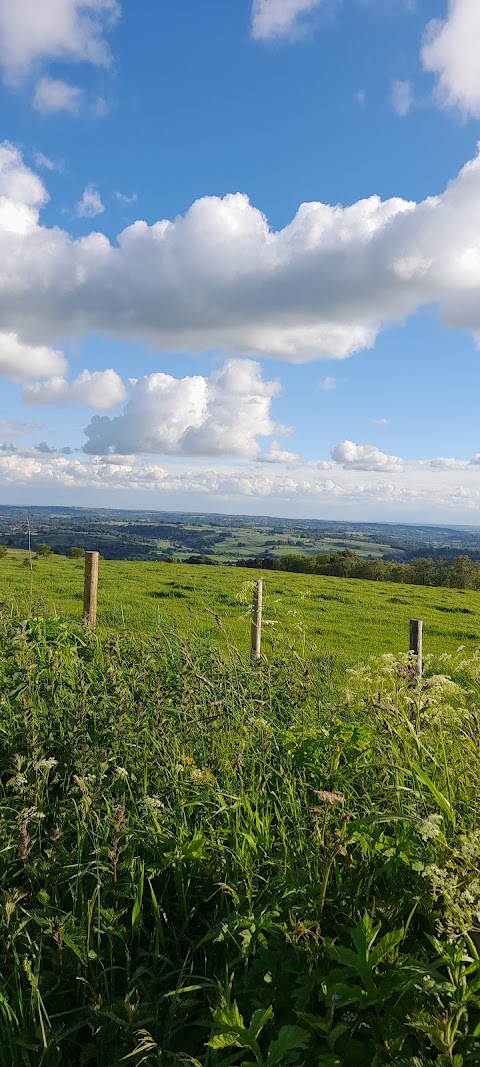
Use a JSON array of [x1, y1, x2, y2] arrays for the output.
[[238, 550, 480, 590]]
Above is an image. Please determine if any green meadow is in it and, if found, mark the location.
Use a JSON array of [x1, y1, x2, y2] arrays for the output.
[[2, 549, 480, 664]]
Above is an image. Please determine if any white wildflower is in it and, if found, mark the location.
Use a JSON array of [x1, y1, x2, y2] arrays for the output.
[[143, 796, 164, 812], [418, 814, 443, 841], [190, 767, 216, 786], [36, 758, 58, 773]]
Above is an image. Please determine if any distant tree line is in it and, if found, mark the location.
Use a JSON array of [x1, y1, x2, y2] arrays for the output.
[[236, 550, 480, 591]]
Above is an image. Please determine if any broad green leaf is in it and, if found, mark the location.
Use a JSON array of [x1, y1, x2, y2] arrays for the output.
[[211, 1002, 245, 1031], [369, 927, 404, 969], [266, 1024, 310, 1066], [207, 1002, 263, 1058], [326, 981, 369, 1005], [249, 1006, 274, 1039], [328, 945, 365, 971], [351, 913, 380, 958], [207, 1032, 245, 1050]]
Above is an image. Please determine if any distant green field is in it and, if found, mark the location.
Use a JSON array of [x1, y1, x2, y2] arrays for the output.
[[2, 550, 480, 664], [154, 527, 403, 562]]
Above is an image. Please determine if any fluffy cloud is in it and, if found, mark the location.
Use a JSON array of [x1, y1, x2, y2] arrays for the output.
[[0, 331, 65, 382], [318, 376, 336, 390], [5, 142, 480, 363], [429, 456, 467, 470], [0, 141, 47, 233], [422, 0, 480, 117], [251, 0, 323, 40], [0, 0, 120, 86], [83, 360, 281, 457], [257, 442, 300, 464], [390, 79, 413, 117], [33, 77, 83, 115], [332, 440, 404, 472], [23, 369, 126, 409], [35, 441, 59, 453], [76, 184, 104, 218]]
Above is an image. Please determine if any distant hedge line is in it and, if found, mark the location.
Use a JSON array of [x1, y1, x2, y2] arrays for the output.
[[236, 550, 480, 590]]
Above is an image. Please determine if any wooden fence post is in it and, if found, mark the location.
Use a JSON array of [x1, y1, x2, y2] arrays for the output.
[[251, 579, 263, 662], [409, 618, 423, 680], [83, 551, 99, 629]]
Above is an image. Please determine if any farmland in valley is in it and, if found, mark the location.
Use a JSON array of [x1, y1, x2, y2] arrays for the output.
[[2, 504, 480, 564]]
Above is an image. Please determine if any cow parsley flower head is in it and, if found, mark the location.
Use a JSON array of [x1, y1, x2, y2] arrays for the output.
[[418, 813, 443, 841]]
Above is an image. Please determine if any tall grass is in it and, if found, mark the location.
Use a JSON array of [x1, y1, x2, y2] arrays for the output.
[[1, 615, 480, 1064]]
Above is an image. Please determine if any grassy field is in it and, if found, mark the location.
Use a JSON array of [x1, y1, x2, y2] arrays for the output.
[[2, 550, 480, 664], [167, 529, 403, 563], [1, 614, 480, 1064]]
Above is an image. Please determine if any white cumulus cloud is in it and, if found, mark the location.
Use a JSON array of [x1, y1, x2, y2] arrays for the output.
[[0, 141, 47, 233], [332, 440, 405, 472], [0, 0, 120, 86], [83, 359, 280, 457], [257, 441, 300, 464], [0, 331, 66, 382], [429, 456, 467, 470], [422, 0, 480, 117], [76, 184, 104, 218], [23, 369, 126, 409], [5, 142, 480, 364], [318, 376, 336, 390]]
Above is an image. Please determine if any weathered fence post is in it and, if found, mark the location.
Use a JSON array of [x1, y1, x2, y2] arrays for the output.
[[83, 551, 99, 629], [409, 618, 423, 680], [251, 579, 263, 662]]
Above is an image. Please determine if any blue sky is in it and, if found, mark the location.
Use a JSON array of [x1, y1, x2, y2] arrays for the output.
[[1, 0, 480, 521]]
